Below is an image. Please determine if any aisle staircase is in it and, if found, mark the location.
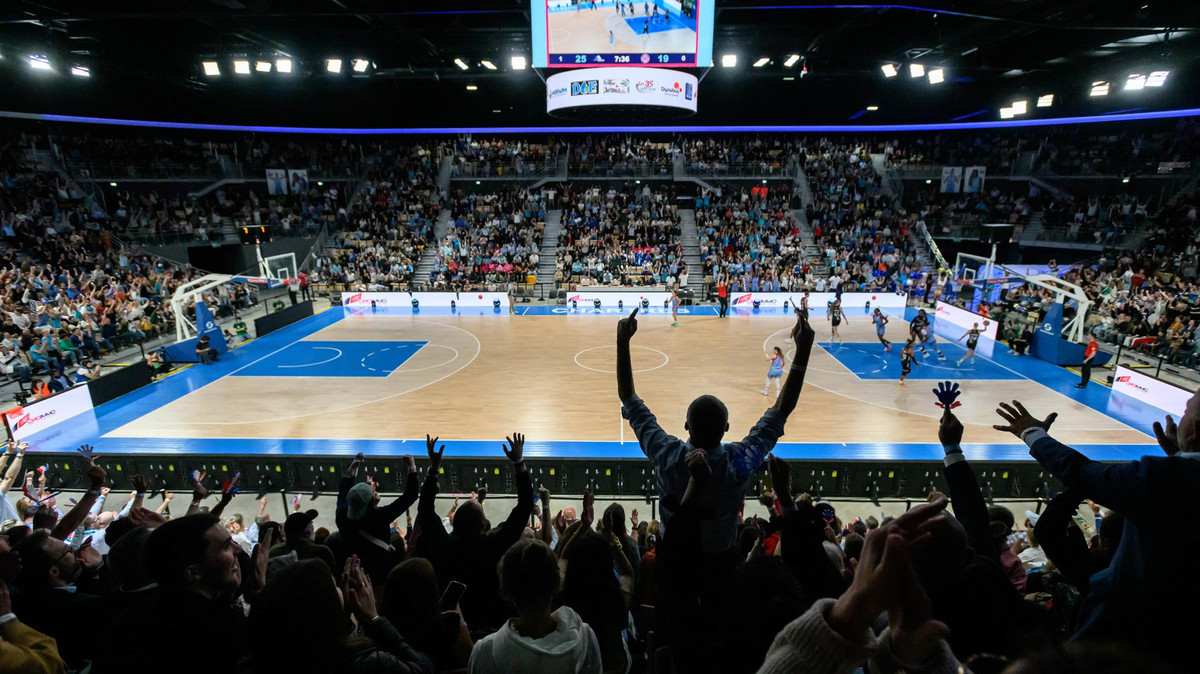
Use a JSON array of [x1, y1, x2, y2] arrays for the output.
[[678, 209, 704, 294], [412, 210, 453, 284], [536, 210, 564, 284]]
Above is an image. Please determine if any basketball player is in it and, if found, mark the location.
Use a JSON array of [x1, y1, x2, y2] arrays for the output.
[[609, 30, 615, 47], [872, 308, 892, 351], [957, 322, 984, 367], [909, 308, 930, 342], [917, 324, 946, 360], [762, 346, 785, 398], [897, 339, 919, 387], [800, 291, 810, 315], [643, 19, 650, 35], [717, 276, 729, 318], [827, 300, 847, 343], [670, 288, 680, 327], [507, 282, 517, 315]]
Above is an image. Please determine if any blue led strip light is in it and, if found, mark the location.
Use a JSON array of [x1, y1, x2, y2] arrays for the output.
[[0, 108, 1197, 135]]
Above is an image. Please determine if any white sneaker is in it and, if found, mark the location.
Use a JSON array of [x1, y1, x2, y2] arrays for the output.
[[760, 389, 769, 395]]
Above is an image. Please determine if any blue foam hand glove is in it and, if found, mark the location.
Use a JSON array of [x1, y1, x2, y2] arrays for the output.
[[933, 381, 962, 409]]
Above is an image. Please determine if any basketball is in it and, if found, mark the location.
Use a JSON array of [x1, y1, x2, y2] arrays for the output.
[[478, 294, 483, 299]]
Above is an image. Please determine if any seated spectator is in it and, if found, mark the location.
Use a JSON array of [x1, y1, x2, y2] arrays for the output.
[[0, 345, 31, 382], [194, 334, 219, 364], [468, 539, 602, 674], [46, 368, 74, 393], [76, 358, 102, 382]]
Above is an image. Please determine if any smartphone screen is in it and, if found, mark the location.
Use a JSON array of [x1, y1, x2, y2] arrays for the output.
[[440, 580, 466, 611]]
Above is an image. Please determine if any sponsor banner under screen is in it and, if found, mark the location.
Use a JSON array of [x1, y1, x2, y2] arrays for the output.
[[4, 385, 95, 442], [1111, 366, 1192, 417], [546, 67, 698, 114], [729, 292, 907, 309], [935, 301, 999, 340], [342, 292, 510, 308]]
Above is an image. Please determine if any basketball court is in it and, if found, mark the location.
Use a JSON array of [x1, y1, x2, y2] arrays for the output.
[[548, 1, 699, 58], [30, 302, 1162, 463]]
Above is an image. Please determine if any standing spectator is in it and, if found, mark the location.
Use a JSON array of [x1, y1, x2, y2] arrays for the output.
[[1077, 333, 1099, 388], [336, 452, 419, 583]]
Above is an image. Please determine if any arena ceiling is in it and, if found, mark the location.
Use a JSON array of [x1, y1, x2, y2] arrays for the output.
[[0, 0, 1197, 128]]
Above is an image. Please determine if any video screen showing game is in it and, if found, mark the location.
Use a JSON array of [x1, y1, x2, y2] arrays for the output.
[[532, 0, 713, 68]]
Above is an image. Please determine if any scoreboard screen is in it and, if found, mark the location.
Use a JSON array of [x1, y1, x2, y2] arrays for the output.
[[532, 0, 713, 68]]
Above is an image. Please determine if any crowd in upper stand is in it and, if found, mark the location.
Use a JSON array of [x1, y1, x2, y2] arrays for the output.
[[566, 136, 675, 177], [450, 138, 560, 179], [698, 186, 808, 292], [680, 137, 799, 175], [424, 188, 545, 291], [555, 183, 684, 287]]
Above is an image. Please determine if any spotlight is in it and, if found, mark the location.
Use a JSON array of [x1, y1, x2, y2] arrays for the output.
[[784, 54, 800, 67], [352, 59, 370, 73], [881, 63, 898, 77], [481, 60, 497, 70], [454, 58, 469, 70], [753, 57, 769, 67], [1090, 81, 1110, 96], [909, 63, 925, 78], [109, 182, 118, 187], [999, 107, 1015, 119], [1146, 70, 1169, 87], [1125, 74, 1146, 91], [70, 65, 90, 78], [866, 105, 879, 111], [466, 84, 478, 91], [1122, 176, 1131, 184], [1037, 94, 1054, 107], [927, 68, 944, 84], [511, 55, 527, 70], [326, 59, 343, 73], [721, 54, 737, 68], [233, 60, 251, 75], [1011, 100, 1027, 114], [28, 55, 51, 71], [275, 58, 293, 73]]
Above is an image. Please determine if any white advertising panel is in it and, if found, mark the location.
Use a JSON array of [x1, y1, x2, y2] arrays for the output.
[[341, 292, 510, 308], [935, 301, 999, 340], [1111, 366, 1193, 417], [729, 292, 907, 310], [546, 67, 698, 114], [564, 290, 673, 307], [4, 385, 95, 442]]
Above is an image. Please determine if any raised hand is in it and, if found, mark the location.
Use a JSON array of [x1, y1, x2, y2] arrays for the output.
[[221, 472, 242, 498], [767, 454, 791, 497], [341, 555, 378, 623], [76, 444, 100, 466], [1152, 415, 1181, 456], [582, 490, 595, 528], [791, 306, 815, 344], [993, 400, 1058, 438], [503, 433, 525, 464], [426, 435, 445, 474], [251, 526, 274, 592], [537, 486, 550, 504], [87, 464, 107, 489], [630, 508, 639, 529], [616, 307, 639, 342], [401, 454, 417, 473], [932, 381, 962, 410], [938, 407, 965, 446], [131, 474, 150, 493], [686, 448, 711, 484]]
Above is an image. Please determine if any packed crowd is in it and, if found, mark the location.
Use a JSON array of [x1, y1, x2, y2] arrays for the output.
[[805, 141, 926, 292], [451, 138, 559, 179], [1039, 192, 1154, 244], [554, 183, 685, 287], [424, 188, 545, 291], [882, 131, 1027, 173], [680, 136, 799, 175], [314, 143, 443, 292], [2, 309, 1196, 674], [698, 186, 811, 293], [567, 136, 674, 177]]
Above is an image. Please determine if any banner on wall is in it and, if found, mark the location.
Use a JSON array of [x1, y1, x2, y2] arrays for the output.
[[4, 385, 95, 442], [564, 290, 673, 307], [265, 169, 288, 196], [964, 166, 986, 194], [288, 169, 309, 195], [940, 166, 963, 194], [342, 292, 510, 308], [1111, 366, 1192, 417], [729, 292, 908, 310]]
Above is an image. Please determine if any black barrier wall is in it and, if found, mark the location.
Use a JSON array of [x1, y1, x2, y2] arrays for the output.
[[87, 360, 153, 407], [255, 300, 314, 337]]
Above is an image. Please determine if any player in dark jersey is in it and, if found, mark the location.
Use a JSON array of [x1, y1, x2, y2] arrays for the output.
[[909, 308, 930, 341], [898, 339, 919, 387], [957, 321, 986, 367], [828, 300, 847, 343], [872, 308, 892, 352]]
